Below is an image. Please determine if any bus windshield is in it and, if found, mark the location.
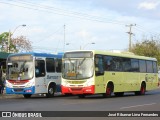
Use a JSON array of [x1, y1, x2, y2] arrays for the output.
[[7, 55, 34, 80], [62, 58, 94, 80]]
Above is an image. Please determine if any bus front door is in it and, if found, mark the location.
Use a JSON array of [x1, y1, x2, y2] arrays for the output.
[[95, 55, 105, 93], [35, 59, 46, 93]]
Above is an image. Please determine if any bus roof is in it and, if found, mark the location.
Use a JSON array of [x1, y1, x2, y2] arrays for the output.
[[8, 52, 63, 59], [64, 50, 157, 61]]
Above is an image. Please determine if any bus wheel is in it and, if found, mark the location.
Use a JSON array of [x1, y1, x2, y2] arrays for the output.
[[46, 84, 55, 98], [78, 95, 85, 98], [114, 92, 124, 97], [23, 94, 31, 98], [103, 84, 113, 98], [135, 83, 146, 95]]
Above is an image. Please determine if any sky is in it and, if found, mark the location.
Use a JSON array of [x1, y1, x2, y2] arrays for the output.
[[0, 0, 160, 53]]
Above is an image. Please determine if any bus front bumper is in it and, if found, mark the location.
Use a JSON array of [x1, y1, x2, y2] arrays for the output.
[[6, 86, 35, 94], [61, 85, 95, 95]]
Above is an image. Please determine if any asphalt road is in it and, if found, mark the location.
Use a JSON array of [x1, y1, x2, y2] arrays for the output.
[[0, 88, 160, 120]]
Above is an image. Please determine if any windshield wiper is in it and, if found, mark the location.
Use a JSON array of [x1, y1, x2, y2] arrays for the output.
[[68, 58, 75, 71], [79, 58, 86, 66], [20, 61, 27, 72]]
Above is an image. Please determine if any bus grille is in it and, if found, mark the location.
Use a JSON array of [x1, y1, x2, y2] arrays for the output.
[[71, 88, 82, 91], [67, 81, 85, 84], [13, 88, 24, 92], [13, 86, 25, 88]]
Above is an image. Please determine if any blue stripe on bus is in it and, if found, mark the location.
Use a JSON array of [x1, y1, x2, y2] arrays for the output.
[[6, 86, 35, 94], [8, 52, 64, 59]]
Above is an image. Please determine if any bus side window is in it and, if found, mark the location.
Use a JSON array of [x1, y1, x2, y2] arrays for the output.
[[46, 58, 55, 72], [56, 59, 62, 73], [153, 61, 157, 73], [95, 55, 104, 76]]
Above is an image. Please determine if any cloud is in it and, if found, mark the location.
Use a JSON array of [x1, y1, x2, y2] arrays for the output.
[[138, 1, 160, 10]]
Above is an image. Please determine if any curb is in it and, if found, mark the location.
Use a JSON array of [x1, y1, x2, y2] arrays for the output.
[[0, 94, 22, 99]]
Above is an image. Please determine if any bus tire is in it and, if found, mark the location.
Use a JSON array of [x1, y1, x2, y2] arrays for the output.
[[78, 95, 85, 98], [46, 84, 55, 98], [114, 92, 124, 97], [103, 83, 113, 98], [135, 83, 146, 96], [23, 94, 31, 98]]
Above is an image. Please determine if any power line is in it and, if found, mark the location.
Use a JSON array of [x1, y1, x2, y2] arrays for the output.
[[2, 0, 159, 36], [135, 25, 159, 36], [1, 0, 159, 51], [13, 0, 126, 25], [32, 45, 64, 52], [7, 0, 160, 37], [0, 0, 126, 25], [34, 26, 64, 44]]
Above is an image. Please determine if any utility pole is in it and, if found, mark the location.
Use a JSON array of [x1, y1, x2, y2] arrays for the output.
[[63, 24, 65, 52], [126, 24, 136, 51], [7, 24, 26, 53], [8, 30, 11, 53]]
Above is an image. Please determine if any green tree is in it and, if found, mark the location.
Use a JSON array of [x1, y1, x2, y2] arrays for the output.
[[0, 32, 9, 52], [131, 40, 160, 65], [0, 32, 32, 53]]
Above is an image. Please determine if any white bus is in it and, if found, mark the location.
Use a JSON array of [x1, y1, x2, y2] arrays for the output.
[[6, 52, 63, 98]]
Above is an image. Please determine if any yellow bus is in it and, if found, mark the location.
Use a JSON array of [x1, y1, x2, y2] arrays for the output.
[[61, 50, 159, 98]]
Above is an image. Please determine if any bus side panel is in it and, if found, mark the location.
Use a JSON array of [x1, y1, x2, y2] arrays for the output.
[[35, 76, 47, 94], [123, 72, 140, 92], [104, 72, 124, 93], [139, 73, 146, 89], [145, 73, 158, 90], [94, 74, 105, 93], [45, 73, 62, 93]]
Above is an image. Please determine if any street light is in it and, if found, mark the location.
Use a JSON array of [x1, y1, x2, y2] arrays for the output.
[[65, 43, 73, 51], [11, 24, 26, 35], [8, 24, 26, 53], [66, 43, 70, 45], [81, 42, 95, 50]]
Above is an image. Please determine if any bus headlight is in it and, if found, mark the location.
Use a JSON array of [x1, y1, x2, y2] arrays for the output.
[[84, 81, 93, 87], [26, 84, 31, 88], [64, 82, 70, 87], [6, 82, 12, 88], [62, 80, 69, 87], [25, 82, 34, 88]]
